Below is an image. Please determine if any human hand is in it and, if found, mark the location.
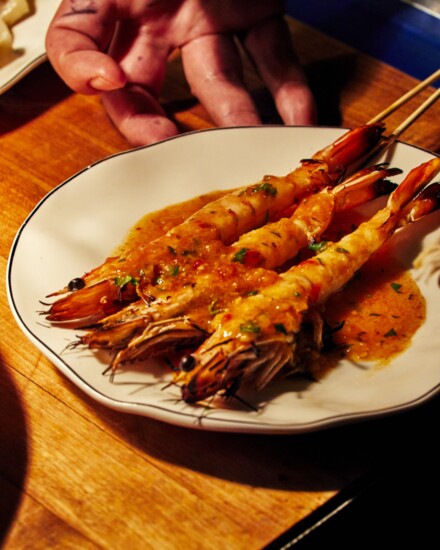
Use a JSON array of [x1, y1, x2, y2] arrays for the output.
[[46, 0, 317, 146]]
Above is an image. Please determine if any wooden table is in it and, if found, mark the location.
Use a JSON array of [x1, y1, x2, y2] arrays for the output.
[[1, 18, 439, 549]]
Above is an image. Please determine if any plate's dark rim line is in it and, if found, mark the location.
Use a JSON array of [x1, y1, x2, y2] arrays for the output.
[[6, 126, 440, 432]]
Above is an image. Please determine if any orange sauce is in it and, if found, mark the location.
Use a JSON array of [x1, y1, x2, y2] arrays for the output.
[[323, 248, 426, 364], [112, 189, 230, 257]]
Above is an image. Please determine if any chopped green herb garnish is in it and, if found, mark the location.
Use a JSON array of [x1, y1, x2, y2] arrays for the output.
[[336, 247, 350, 254], [167, 246, 177, 255], [232, 248, 249, 263], [308, 241, 328, 252], [384, 328, 397, 337], [245, 290, 259, 296], [114, 275, 138, 288], [240, 321, 261, 334], [169, 265, 179, 276], [208, 300, 222, 316], [252, 182, 277, 196], [274, 323, 287, 334], [390, 282, 402, 293], [369, 313, 381, 317], [293, 291, 301, 297]]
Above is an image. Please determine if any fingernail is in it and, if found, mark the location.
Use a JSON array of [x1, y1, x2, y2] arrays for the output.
[[89, 75, 121, 91]]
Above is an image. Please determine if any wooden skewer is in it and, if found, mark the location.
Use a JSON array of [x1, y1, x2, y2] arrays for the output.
[[362, 77, 439, 162], [390, 87, 440, 139], [372, 86, 440, 158], [368, 67, 440, 124]]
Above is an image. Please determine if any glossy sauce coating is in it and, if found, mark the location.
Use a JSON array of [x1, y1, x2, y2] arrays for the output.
[[112, 189, 230, 258], [117, 195, 426, 365]]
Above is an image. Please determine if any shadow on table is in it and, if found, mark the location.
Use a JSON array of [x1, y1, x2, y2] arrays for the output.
[[265, 398, 439, 548], [80, 348, 439, 494], [0, 354, 29, 545], [307, 54, 358, 126], [163, 51, 357, 133], [57, 360, 438, 546], [136, 392, 439, 547], [252, 52, 358, 127], [0, 61, 71, 136]]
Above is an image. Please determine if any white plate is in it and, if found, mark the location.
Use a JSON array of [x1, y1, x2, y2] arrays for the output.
[[0, 0, 59, 94], [7, 126, 440, 433]]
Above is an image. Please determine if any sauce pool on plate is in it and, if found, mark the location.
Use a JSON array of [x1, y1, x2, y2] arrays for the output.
[[324, 247, 425, 364]]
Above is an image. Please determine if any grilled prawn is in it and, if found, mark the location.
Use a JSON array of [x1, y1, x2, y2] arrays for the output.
[[45, 123, 386, 323], [78, 164, 399, 365], [177, 158, 440, 404]]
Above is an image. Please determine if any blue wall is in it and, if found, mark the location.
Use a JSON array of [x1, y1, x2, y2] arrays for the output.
[[286, 0, 440, 83]]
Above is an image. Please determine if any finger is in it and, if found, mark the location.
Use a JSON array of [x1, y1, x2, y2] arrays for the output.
[[243, 17, 317, 125], [46, 0, 126, 94], [181, 34, 261, 127], [107, 19, 170, 96], [102, 85, 179, 146]]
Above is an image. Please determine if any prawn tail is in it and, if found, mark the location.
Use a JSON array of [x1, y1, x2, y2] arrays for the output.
[[332, 163, 401, 211], [388, 157, 440, 214], [313, 122, 387, 180], [402, 181, 440, 223]]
